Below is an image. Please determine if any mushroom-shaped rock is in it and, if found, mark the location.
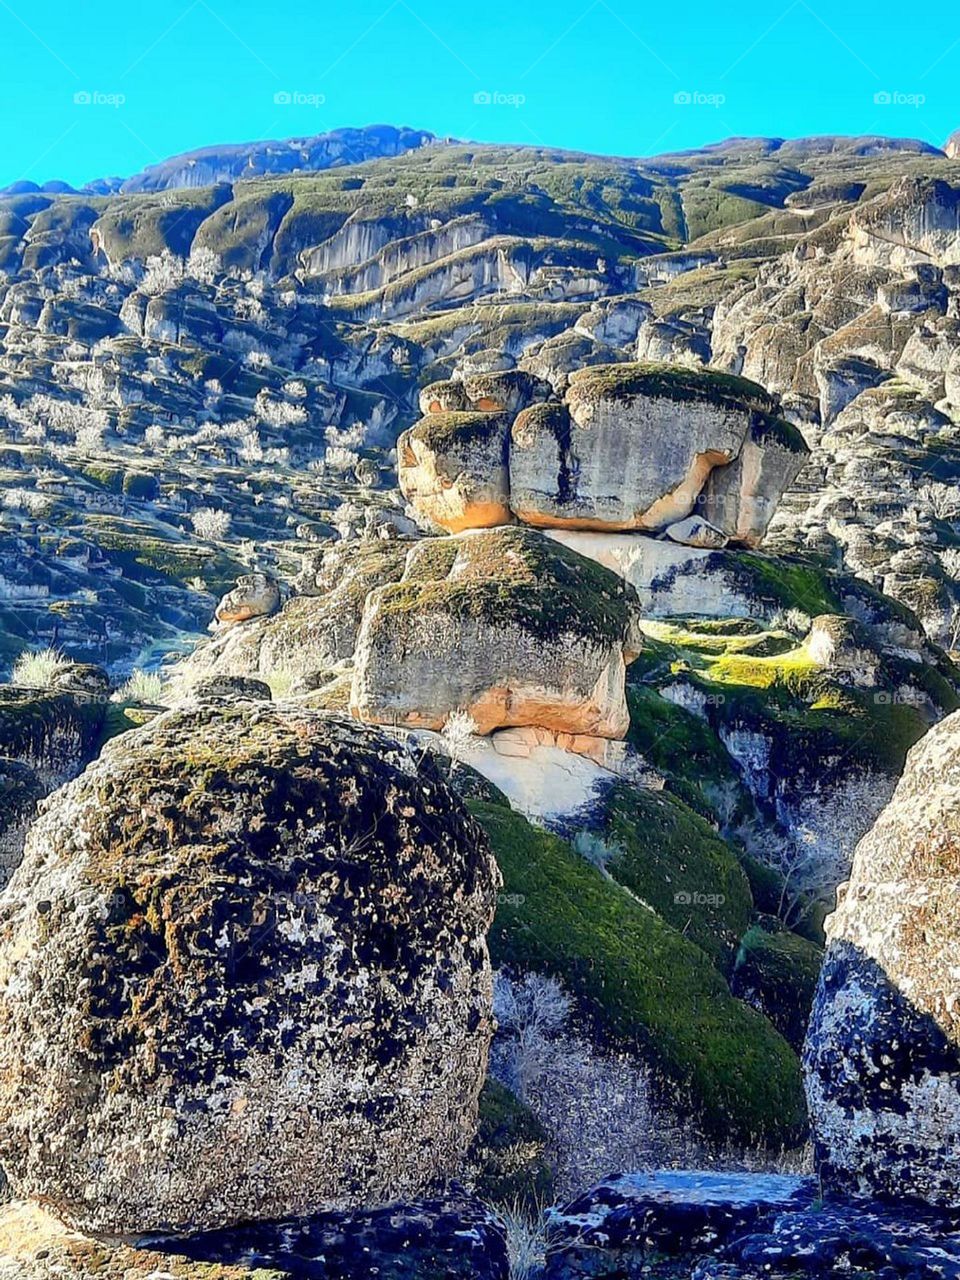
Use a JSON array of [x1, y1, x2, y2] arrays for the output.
[[0, 705, 500, 1235], [213, 572, 280, 628], [804, 710, 960, 1207], [509, 364, 774, 532], [350, 526, 641, 738], [418, 379, 469, 415], [700, 413, 810, 546], [398, 412, 512, 533]]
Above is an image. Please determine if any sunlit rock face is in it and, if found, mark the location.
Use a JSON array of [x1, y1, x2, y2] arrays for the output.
[[350, 526, 641, 738], [398, 363, 808, 546], [0, 705, 499, 1235], [804, 709, 960, 1207]]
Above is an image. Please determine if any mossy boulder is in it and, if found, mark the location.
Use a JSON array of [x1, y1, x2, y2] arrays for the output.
[[732, 921, 823, 1051], [0, 705, 500, 1234], [351, 526, 641, 738], [398, 411, 513, 533], [472, 800, 806, 1148]]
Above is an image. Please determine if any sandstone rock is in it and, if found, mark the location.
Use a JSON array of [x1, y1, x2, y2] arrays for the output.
[[397, 412, 512, 532], [545, 1171, 814, 1280], [351, 526, 640, 737], [172, 542, 409, 695], [700, 415, 810, 546], [850, 177, 960, 269], [509, 364, 775, 532], [0, 705, 499, 1234], [804, 710, 960, 1206], [460, 369, 551, 414], [191, 675, 272, 702], [214, 572, 280, 628], [48, 662, 111, 701], [0, 758, 42, 887]]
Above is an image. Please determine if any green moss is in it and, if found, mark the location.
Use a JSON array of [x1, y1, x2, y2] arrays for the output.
[[473, 801, 806, 1148], [733, 922, 823, 1052], [378, 526, 636, 648], [409, 410, 509, 451], [589, 782, 753, 972], [568, 361, 777, 414], [467, 1079, 554, 1211]]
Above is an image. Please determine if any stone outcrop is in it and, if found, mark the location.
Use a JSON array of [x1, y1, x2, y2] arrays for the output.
[[399, 363, 809, 546], [214, 572, 281, 628], [804, 710, 960, 1207], [0, 1195, 509, 1280], [544, 1172, 960, 1280], [0, 704, 500, 1234], [398, 412, 512, 532], [350, 526, 641, 737], [0, 687, 106, 789]]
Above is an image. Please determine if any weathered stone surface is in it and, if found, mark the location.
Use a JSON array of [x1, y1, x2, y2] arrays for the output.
[[214, 571, 281, 627], [546, 1171, 960, 1279], [172, 542, 409, 695], [0, 1202, 271, 1279], [398, 412, 513, 532], [804, 710, 960, 1207], [510, 365, 776, 532], [701, 416, 809, 546], [142, 1192, 509, 1280], [545, 1171, 814, 1280], [0, 758, 43, 887], [192, 674, 272, 702], [850, 176, 960, 269], [0, 705, 499, 1234], [351, 526, 640, 737], [663, 515, 729, 548], [0, 687, 106, 789]]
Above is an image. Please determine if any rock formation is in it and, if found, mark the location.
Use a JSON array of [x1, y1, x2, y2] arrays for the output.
[[214, 572, 281, 628], [350, 526, 641, 737], [0, 703, 500, 1234], [0, 758, 42, 886], [804, 709, 960, 1206], [401, 363, 809, 547]]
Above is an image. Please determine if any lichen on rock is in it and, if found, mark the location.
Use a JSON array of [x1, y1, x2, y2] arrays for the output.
[[0, 703, 500, 1235]]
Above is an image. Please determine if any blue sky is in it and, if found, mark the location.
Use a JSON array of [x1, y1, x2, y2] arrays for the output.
[[1, 0, 958, 187]]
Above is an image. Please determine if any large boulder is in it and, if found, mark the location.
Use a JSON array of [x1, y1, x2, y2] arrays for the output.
[[804, 710, 960, 1207], [0, 704, 499, 1234], [350, 526, 641, 738], [509, 365, 777, 532], [397, 412, 512, 532]]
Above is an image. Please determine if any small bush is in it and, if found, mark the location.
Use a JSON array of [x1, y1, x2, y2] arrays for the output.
[[11, 648, 69, 689], [113, 669, 165, 706]]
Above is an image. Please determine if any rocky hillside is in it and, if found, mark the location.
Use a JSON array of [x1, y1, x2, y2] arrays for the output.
[[0, 132, 959, 676]]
